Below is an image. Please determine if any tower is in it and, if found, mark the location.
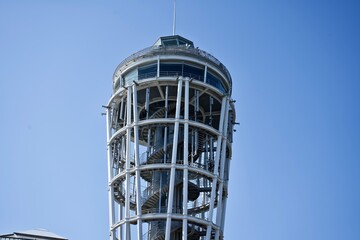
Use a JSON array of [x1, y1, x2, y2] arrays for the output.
[[105, 35, 235, 240]]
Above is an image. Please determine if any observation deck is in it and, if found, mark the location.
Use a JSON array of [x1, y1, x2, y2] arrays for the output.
[[112, 35, 232, 95]]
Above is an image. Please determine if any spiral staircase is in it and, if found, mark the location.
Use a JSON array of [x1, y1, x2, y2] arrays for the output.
[[112, 103, 218, 239]]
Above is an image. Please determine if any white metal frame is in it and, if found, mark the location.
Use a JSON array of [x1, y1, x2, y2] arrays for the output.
[[106, 40, 235, 240]]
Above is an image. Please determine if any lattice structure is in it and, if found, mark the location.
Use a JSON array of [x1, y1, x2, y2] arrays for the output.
[[105, 35, 235, 240]]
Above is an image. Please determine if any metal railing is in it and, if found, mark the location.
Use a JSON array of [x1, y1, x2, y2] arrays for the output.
[[0, 238, 33, 240], [123, 71, 204, 86]]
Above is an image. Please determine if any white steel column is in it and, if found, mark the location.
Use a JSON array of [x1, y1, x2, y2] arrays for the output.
[[106, 107, 116, 240], [205, 96, 227, 240], [125, 87, 132, 240], [163, 86, 169, 163], [215, 97, 230, 239], [132, 84, 143, 240], [204, 64, 208, 83], [157, 56, 160, 77], [221, 194, 228, 233], [182, 78, 190, 239], [119, 204, 123, 239], [220, 153, 231, 234], [165, 78, 183, 240]]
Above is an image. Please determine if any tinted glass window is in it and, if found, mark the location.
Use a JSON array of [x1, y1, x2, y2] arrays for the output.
[[163, 40, 178, 46], [124, 69, 137, 86], [138, 64, 157, 80], [206, 72, 226, 93], [160, 63, 182, 77], [183, 65, 204, 81]]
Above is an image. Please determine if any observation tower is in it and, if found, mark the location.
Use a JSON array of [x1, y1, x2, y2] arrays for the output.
[[105, 35, 236, 240]]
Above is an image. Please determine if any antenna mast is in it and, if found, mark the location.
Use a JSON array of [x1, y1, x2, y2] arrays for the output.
[[172, 0, 176, 35]]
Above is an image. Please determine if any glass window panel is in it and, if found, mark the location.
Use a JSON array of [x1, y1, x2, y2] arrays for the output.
[[206, 72, 227, 93], [124, 69, 137, 86], [160, 63, 182, 77], [163, 39, 178, 46], [183, 64, 204, 81], [138, 64, 157, 80]]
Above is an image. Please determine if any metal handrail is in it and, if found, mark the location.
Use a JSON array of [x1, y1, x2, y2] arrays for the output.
[[122, 71, 204, 85], [0, 238, 32, 240], [139, 157, 210, 173]]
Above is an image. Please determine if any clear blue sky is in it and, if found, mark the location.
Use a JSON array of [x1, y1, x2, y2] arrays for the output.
[[1, 1, 360, 239]]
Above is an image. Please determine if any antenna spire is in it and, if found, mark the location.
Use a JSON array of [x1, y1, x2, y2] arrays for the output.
[[172, 0, 176, 35]]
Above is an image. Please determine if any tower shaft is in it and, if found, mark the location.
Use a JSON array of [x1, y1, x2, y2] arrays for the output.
[[106, 36, 235, 240]]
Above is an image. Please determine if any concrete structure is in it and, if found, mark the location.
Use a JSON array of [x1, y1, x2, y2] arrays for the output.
[[105, 35, 235, 240], [0, 229, 67, 240]]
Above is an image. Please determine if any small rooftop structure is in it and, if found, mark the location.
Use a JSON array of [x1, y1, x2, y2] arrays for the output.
[[153, 35, 194, 47], [0, 229, 67, 240]]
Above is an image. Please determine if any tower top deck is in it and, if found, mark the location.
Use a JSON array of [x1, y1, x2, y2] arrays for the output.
[[153, 35, 194, 48], [113, 35, 232, 89]]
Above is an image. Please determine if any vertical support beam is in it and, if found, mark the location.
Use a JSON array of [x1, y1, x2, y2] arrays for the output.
[[215, 98, 230, 239], [145, 88, 151, 158], [119, 204, 123, 240], [165, 78, 183, 240], [114, 105, 119, 130], [120, 98, 124, 127], [220, 153, 231, 235], [157, 56, 160, 77], [205, 96, 227, 240], [159, 174, 163, 213], [117, 74, 122, 90], [182, 78, 190, 239], [125, 87, 132, 240], [121, 136, 126, 170], [106, 106, 116, 240], [221, 192, 228, 232], [163, 86, 169, 163], [195, 90, 199, 118], [132, 84, 143, 240], [204, 64, 208, 83]]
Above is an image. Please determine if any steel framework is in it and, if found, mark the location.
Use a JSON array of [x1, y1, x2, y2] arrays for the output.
[[105, 36, 235, 240]]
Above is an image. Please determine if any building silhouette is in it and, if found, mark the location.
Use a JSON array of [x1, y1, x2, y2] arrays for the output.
[[0, 229, 67, 240], [105, 35, 235, 240]]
